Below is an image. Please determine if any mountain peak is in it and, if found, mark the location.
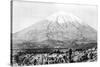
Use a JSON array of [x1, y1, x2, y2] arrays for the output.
[[46, 11, 82, 24]]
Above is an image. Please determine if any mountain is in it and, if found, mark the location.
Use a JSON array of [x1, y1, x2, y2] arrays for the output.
[[12, 12, 97, 49]]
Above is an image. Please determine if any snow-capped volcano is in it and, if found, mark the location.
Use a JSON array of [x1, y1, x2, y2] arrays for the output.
[[46, 11, 82, 24], [13, 11, 97, 49]]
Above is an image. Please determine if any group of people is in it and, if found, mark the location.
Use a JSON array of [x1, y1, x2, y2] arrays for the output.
[[12, 47, 97, 66]]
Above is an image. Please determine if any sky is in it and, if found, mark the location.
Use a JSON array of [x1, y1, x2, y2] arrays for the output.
[[13, 0, 98, 33]]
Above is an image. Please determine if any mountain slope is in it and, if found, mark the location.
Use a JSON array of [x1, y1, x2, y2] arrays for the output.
[[12, 12, 97, 49]]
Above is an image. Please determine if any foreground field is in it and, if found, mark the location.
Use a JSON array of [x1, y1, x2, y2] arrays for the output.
[[12, 47, 97, 66]]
